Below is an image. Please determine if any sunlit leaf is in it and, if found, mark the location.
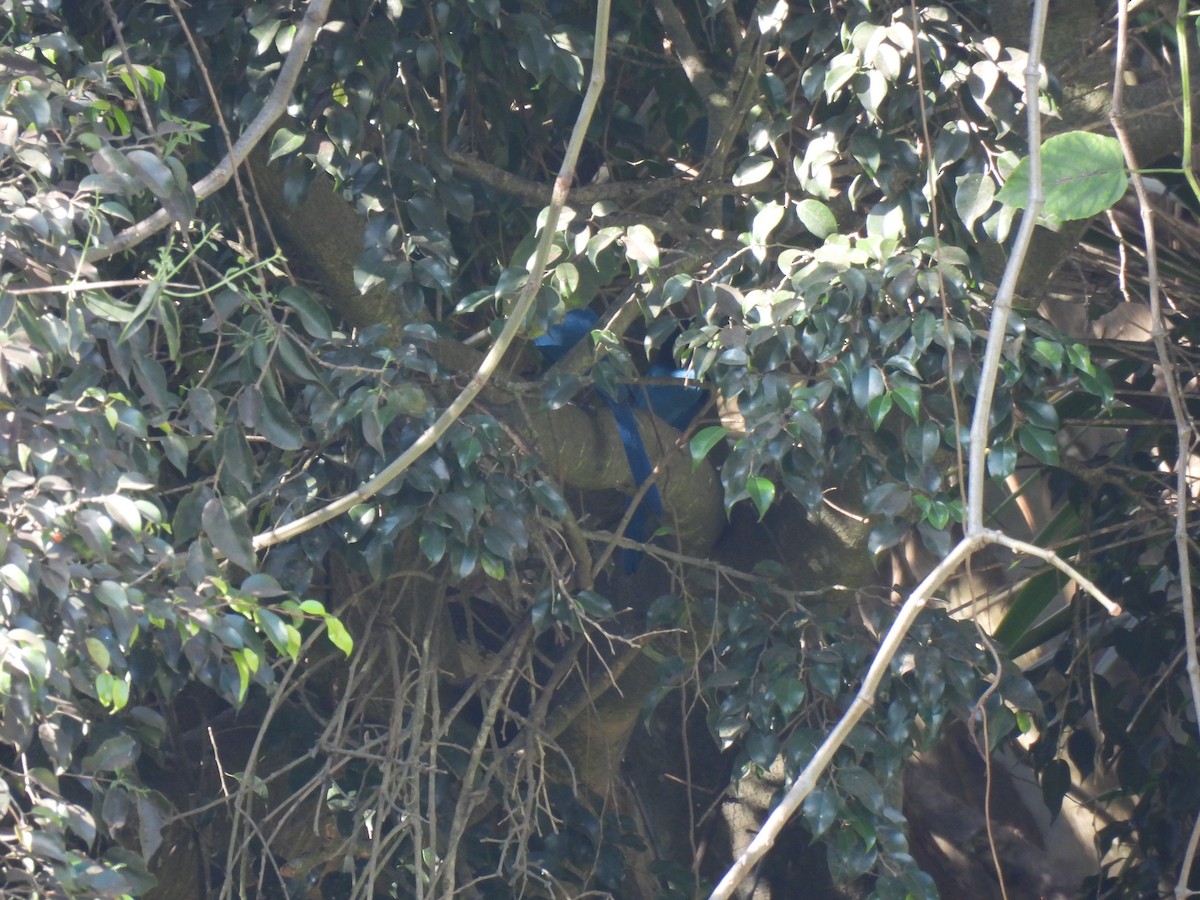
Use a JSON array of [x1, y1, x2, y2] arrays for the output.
[[325, 615, 354, 657], [746, 476, 775, 520], [689, 425, 727, 468], [996, 131, 1127, 220]]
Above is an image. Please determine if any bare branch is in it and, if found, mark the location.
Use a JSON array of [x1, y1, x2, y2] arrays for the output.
[[709, 3, 1054, 895], [444, 147, 782, 206], [86, 0, 334, 263], [1109, 2, 1200, 896], [967, 1, 1050, 533], [707, 535, 982, 899], [988, 532, 1122, 616], [251, 0, 614, 552]]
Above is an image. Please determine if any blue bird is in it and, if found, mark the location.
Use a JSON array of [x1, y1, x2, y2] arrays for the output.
[[534, 309, 707, 572], [531, 309, 597, 364], [634, 340, 707, 431]]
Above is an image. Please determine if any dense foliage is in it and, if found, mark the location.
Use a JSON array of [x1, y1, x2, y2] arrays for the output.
[[2, 0, 1199, 897]]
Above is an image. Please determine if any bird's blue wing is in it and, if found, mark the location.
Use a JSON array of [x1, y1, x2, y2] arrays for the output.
[[532, 308, 599, 362], [533, 308, 670, 572], [637, 346, 707, 431], [601, 397, 665, 572]]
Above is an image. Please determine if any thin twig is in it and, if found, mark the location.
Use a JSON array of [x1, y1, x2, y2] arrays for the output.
[[166, 0, 262, 262], [3, 278, 197, 294], [988, 532, 1121, 616], [1111, 2, 1200, 896], [100, 0, 156, 136]]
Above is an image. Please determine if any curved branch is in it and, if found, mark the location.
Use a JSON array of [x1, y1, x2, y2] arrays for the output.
[[252, 0, 614, 551], [88, 0, 335, 263], [711, 4, 1053, 895], [1109, 4, 1200, 895]]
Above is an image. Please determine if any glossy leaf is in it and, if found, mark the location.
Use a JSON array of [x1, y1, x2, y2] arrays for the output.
[[996, 131, 1127, 220]]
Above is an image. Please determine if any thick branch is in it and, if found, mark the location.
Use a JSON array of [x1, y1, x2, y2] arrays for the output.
[[525, 404, 724, 557], [651, 0, 720, 103], [247, 138, 403, 334], [247, 131, 726, 555]]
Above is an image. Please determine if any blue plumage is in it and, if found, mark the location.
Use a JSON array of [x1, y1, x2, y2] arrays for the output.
[[534, 309, 704, 571], [635, 352, 707, 431], [532, 309, 597, 363]]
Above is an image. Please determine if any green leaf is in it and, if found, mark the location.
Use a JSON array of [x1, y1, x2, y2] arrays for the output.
[[450, 541, 479, 580], [1019, 399, 1059, 431], [278, 285, 332, 339], [851, 366, 884, 410], [297, 599, 326, 616], [574, 589, 614, 620], [86, 637, 111, 669], [103, 494, 142, 535], [745, 730, 779, 768], [481, 552, 506, 580], [733, 155, 775, 186], [992, 568, 1068, 650], [231, 649, 253, 704], [746, 476, 775, 520], [889, 377, 920, 421], [1041, 757, 1071, 819], [218, 427, 256, 495], [111, 678, 130, 712], [1078, 367, 1114, 408], [84, 734, 138, 773], [918, 496, 956, 531], [530, 480, 568, 518], [794, 198, 837, 238], [954, 173, 995, 233], [255, 609, 294, 658], [1031, 337, 1064, 372], [419, 522, 446, 564], [118, 278, 164, 345], [839, 765, 885, 815], [242, 573, 285, 597], [201, 497, 257, 572], [125, 149, 175, 198], [268, 126, 306, 161], [158, 291, 181, 361], [0, 563, 29, 595], [751, 201, 785, 244], [867, 392, 892, 429], [94, 580, 129, 610], [864, 483, 910, 517], [775, 677, 806, 717], [257, 392, 304, 450], [385, 382, 428, 417], [987, 438, 1017, 479], [623, 224, 659, 269], [1066, 341, 1095, 375], [325, 615, 354, 657], [689, 425, 727, 468], [803, 785, 840, 838], [1017, 424, 1059, 465], [96, 672, 128, 711], [996, 131, 1127, 221]]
